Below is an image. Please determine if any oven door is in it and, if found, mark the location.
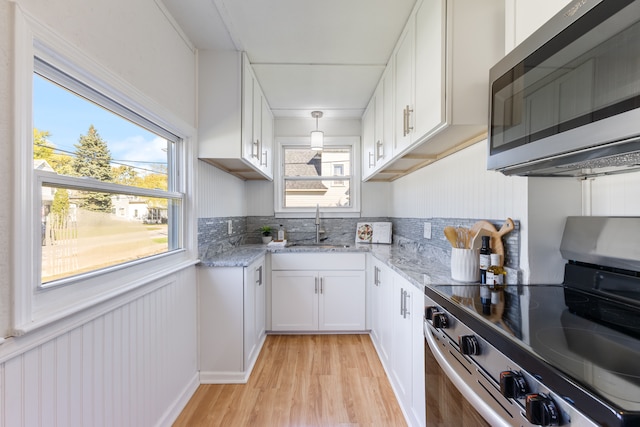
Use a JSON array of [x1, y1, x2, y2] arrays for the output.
[[424, 331, 490, 426], [424, 319, 512, 427]]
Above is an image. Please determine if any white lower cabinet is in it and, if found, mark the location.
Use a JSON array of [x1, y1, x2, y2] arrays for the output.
[[271, 253, 366, 332], [370, 257, 426, 427], [198, 255, 266, 383]]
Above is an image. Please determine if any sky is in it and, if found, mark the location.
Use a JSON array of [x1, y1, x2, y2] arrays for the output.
[[32, 75, 168, 175]]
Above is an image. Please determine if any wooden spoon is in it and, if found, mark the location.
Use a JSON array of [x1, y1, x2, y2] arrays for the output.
[[443, 226, 458, 247]]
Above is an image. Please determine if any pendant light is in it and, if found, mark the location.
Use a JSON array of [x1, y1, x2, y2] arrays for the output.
[[310, 111, 324, 151]]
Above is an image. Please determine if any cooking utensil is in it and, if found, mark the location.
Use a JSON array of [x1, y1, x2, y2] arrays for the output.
[[444, 226, 458, 247], [470, 227, 492, 250], [496, 218, 515, 239], [469, 218, 515, 257], [456, 227, 471, 249], [469, 220, 503, 256]]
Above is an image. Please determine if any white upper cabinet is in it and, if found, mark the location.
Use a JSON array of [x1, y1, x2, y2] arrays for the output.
[[362, 66, 394, 180], [362, 97, 376, 178], [198, 51, 274, 180], [363, 0, 505, 181], [394, 18, 415, 155]]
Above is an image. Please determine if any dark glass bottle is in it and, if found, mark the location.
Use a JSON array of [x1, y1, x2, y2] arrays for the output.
[[479, 235, 491, 284]]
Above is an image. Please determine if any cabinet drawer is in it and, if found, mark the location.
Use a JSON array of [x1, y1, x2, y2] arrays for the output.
[[272, 253, 365, 271]]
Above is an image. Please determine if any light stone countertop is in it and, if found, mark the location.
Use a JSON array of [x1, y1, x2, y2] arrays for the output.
[[198, 242, 455, 292]]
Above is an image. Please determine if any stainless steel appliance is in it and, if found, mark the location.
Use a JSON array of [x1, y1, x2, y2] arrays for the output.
[[487, 0, 640, 177], [424, 216, 640, 427]]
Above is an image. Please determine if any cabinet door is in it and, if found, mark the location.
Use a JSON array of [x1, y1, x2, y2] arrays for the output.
[[394, 18, 415, 154], [319, 270, 366, 331], [253, 79, 263, 166], [271, 270, 318, 331], [245, 257, 266, 367], [381, 64, 395, 165], [371, 260, 392, 364], [260, 97, 274, 178], [361, 98, 376, 179], [255, 261, 266, 341], [242, 58, 256, 164], [414, 0, 446, 140], [244, 262, 257, 367], [391, 275, 413, 410]]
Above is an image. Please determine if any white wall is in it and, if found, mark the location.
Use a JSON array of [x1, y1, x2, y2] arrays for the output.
[[505, 0, 568, 50], [0, 271, 198, 427], [0, 0, 12, 339], [14, 0, 196, 126], [197, 161, 247, 217], [1, 0, 199, 424], [390, 142, 526, 220], [588, 172, 640, 216]]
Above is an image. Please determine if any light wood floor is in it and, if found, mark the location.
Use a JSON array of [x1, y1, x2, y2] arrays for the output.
[[174, 334, 407, 426]]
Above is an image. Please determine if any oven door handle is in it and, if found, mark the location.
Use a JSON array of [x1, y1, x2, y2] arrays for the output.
[[424, 322, 512, 427]]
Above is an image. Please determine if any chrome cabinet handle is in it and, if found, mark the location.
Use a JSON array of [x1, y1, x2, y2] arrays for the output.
[[404, 290, 411, 319], [374, 266, 379, 286], [402, 107, 407, 136], [369, 152, 375, 168], [320, 277, 324, 294], [261, 150, 268, 167], [315, 277, 318, 294], [257, 265, 262, 286], [403, 105, 414, 137], [376, 140, 384, 160], [400, 288, 404, 315]]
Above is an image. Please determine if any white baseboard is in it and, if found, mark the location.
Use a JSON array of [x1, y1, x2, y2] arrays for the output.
[[156, 372, 200, 427]]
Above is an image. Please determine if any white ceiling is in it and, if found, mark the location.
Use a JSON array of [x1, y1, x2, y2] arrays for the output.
[[161, 0, 416, 118]]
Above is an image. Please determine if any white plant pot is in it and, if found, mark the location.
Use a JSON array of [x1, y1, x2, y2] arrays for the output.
[[262, 236, 272, 244]]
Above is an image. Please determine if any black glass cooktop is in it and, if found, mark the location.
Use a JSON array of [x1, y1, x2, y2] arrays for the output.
[[426, 283, 640, 427]]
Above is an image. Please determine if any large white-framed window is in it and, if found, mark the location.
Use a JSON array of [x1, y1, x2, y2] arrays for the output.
[[33, 59, 184, 287], [13, 10, 196, 333], [275, 136, 361, 217]]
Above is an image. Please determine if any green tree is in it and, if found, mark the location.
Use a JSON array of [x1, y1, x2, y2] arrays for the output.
[[33, 128, 54, 160], [73, 125, 113, 212], [112, 165, 140, 186], [51, 189, 70, 228], [33, 128, 76, 176]]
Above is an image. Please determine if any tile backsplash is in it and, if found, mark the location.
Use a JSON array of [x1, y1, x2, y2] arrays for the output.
[[198, 215, 520, 272]]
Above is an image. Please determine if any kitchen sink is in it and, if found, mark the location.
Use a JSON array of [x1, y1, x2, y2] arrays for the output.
[[287, 243, 351, 249]]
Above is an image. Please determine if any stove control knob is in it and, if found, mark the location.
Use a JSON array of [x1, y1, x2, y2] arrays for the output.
[[525, 393, 561, 426], [425, 306, 439, 320], [500, 370, 529, 399], [432, 312, 449, 329], [458, 335, 480, 355]]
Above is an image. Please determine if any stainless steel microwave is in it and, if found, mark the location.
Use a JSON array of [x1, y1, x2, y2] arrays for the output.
[[487, 0, 640, 177]]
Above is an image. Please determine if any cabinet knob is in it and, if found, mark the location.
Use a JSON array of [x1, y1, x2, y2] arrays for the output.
[[525, 393, 562, 426], [500, 370, 528, 399]]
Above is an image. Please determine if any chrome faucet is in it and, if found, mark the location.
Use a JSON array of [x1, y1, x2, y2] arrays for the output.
[[315, 204, 321, 243]]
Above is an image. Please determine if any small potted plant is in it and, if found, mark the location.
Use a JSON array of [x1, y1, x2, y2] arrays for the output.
[[260, 225, 273, 244]]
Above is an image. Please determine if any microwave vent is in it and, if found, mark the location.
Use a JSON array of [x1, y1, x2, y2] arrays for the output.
[[561, 151, 640, 170]]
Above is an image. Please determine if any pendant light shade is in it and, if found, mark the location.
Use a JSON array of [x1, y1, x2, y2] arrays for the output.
[[310, 111, 324, 151]]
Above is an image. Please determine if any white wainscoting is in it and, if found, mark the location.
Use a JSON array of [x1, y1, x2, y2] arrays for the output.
[[390, 141, 528, 221], [0, 269, 198, 427], [197, 161, 247, 218]]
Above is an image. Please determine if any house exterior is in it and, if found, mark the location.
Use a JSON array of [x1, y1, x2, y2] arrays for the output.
[[1, 0, 639, 426]]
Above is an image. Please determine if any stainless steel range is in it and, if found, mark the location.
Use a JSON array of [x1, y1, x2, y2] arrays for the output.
[[424, 216, 640, 427]]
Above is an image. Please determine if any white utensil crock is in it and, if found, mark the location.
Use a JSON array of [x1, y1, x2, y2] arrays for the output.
[[451, 248, 480, 282]]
